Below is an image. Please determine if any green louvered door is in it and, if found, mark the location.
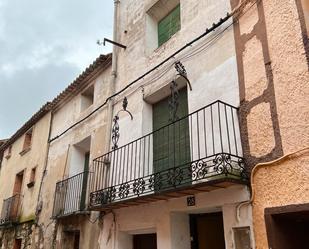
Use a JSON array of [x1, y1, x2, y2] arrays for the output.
[[153, 88, 191, 191], [80, 152, 89, 211], [158, 5, 181, 46]]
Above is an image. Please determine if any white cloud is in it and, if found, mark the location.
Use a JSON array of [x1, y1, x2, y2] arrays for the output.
[[0, 0, 114, 138]]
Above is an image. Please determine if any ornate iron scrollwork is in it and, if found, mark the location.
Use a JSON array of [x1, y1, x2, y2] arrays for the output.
[[119, 183, 130, 199], [133, 178, 145, 196], [167, 167, 184, 187], [168, 61, 193, 122], [175, 61, 192, 91], [149, 173, 163, 191], [213, 154, 232, 175], [111, 115, 120, 150], [191, 160, 208, 181], [111, 97, 133, 150], [168, 80, 180, 122]]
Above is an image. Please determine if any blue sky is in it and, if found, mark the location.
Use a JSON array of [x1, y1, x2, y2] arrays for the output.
[[0, 0, 114, 138]]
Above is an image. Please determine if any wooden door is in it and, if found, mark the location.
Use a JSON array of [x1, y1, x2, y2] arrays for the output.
[[190, 212, 226, 249], [153, 87, 190, 189], [13, 171, 24, 195], [13, 239, 22, 249], [133, 234, 157, 249], [11, 171, 23, 219]]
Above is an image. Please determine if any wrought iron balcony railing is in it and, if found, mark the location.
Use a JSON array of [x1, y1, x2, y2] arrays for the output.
[[0, 194, 22, 226], [52, 171, 90, 218], [89, 100, 248, 208]]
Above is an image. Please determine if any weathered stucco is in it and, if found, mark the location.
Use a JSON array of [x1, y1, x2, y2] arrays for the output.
[[0, 112, 51, 249], [94, 0, 255, 248], [37, 65, 112, 249], [0, 113, 51, 219], [263, 0, 309, 154], [252, 149, 309, 248], [1, 0, 307, 248], [99, 185, 254, 249], [233, 0, 309, 247], [247, 103, 275, 157]]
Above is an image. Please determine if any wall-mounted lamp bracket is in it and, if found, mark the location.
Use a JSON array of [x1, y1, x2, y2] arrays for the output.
[[169, 80, 180, 122], [116, 97, 133, 120], [168, 61, 193, 122], [111, 97, 133, 150], [175, 61, 192, 91], [97, 38, 127, 50]]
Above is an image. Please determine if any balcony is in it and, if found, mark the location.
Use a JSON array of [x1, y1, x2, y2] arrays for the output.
[[0, 194, 22, 226], [52, 171, 90, 218], [89, 101, 248, 210]]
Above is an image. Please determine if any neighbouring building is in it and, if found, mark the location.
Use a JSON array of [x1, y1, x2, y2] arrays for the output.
[[0, 103, 52, 249], [36, 54, 112, 249], [231, 0, 309, 248], [88, 1, 255, 249]]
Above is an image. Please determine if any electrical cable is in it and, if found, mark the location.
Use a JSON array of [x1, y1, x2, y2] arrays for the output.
[[49, 13, 232, 143], [49, 0, 256, 143], [117, 1, 257, 102]]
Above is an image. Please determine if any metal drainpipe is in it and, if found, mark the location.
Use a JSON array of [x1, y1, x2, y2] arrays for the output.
[[36, 110, 53, 213], [111, 3, 120, 249], [104, 0, 120, 154], [103, 2, 120, 248]]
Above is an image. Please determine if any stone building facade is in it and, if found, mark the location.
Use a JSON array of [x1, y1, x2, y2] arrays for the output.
[[0, 54, 112, 249], [36, 54, 112, 249], [89, 0, 309, 248], [1, 0, 308, 248], [0, 104, 52, 249], [89, 0, 256, 249]]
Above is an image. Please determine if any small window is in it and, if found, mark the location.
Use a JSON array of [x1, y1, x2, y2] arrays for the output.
[[233, 227, 252, 249], [146, 0, 180, 52], [133, 234, 157, 249], [158, 5, 181, 46], [5, 145, 12, 159], [80, 85, 94, 112], [13, 239, 22, 249], [22, 127, 33, 152], [27, 167, 36, 188]]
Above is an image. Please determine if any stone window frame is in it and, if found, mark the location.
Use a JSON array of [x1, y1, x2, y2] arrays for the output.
[[145, 0, 181, 53], [5, 145, 12, 159], [80, 84, 95, 113], [264, 203, 309, 249], [20, 127, 34, 156]]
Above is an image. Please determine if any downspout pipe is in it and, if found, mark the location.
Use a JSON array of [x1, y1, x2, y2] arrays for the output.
[[36, 110, 53, 215], [103, 2, 120, 248], [104, 0, 120, 154]]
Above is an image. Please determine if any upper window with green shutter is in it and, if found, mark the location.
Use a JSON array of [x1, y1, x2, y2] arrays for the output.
[[158, 5, 181, 46], [146, 0, 180, 53]]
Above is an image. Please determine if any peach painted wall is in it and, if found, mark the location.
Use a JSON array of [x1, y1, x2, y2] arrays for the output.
[[233, 0, 309, 248], [252, 149, 309, 248]]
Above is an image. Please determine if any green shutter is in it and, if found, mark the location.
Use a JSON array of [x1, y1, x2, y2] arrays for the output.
[[158, 5, 181, 46], [80, 152, 90, 210], [152, 88, 191, 190]]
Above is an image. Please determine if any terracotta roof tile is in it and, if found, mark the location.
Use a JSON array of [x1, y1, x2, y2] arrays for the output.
[[50, 53, 112, 109], [0, 102, 52, 152]]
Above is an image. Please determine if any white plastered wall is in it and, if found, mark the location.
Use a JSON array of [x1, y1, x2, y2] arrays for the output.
[[97, 0, 253, 248], [111, 0, 241, 159], [99, 185, 254, 249]]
